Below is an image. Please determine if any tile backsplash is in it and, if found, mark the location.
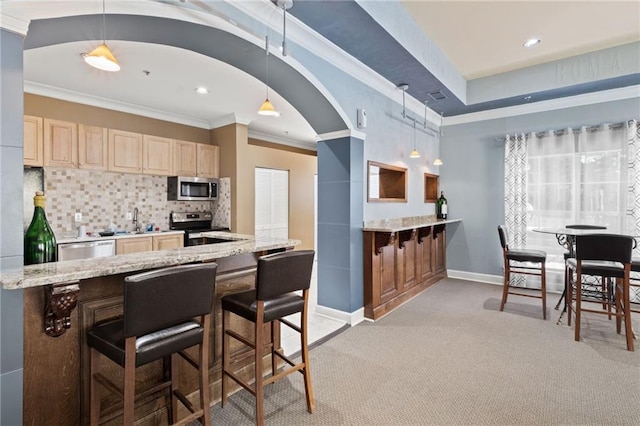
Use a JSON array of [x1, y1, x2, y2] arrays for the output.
[[23, 168, 230, 238]]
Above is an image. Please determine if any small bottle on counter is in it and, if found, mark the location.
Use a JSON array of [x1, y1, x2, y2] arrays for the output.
[[436, 191, 448, 220], [24, 191, 57, 265]]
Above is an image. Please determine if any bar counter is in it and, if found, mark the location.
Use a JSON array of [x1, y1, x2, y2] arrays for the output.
[[0, 232, 300, 425]]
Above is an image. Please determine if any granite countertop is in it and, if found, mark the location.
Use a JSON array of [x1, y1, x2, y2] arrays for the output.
[[1, 233, 300, 290], [362, 215, 462, 232], [56, 230, 184, 244]]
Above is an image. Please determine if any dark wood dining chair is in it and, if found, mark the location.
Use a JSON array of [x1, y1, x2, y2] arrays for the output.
[[221, 250, 315, 426], [87, 263, 218, 425], [567, 234, 634, 351], [630, 258, 640, 338], [497, 225, 547, 319]]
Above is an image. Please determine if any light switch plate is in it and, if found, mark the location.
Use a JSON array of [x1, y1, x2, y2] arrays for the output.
[[126, 212, 132, 221], [74, 212, 82, 222]]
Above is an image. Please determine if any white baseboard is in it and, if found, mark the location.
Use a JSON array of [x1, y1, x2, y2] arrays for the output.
[[447, 269, 503, 286], [315, 305, 365, 326]]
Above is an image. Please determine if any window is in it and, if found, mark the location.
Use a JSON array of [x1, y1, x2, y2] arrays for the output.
[[526, 126, 628, 281], [255, 167, 289, 240]]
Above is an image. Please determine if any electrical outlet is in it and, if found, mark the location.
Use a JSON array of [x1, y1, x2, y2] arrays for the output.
[[74, 212, 82, 222], [126, 212, 133, 221]]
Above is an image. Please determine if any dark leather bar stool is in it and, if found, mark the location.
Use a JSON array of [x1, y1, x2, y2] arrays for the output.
[[221, 250, 315, 426], [567, 234, 634, 351], [498, 225, 547, 319], [558, 225, 607, 312], [87, 263, 218, 425]]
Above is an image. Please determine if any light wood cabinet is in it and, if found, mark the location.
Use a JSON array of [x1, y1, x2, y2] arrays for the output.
[[108, 129, 143, 173], [174, 140, 197, 176], [44, 118, 78, 168], [78, 124, 108, 170], [197, 143, 219, 178], [115, 236, 153, 255], [152, 234, 183, 251], [143, 135, 173, 176], [23, 115, 43, 167]]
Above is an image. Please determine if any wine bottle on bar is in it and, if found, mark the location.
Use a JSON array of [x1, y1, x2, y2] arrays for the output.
[[24, 191, 57, 265], [437, 191, 448, 220]]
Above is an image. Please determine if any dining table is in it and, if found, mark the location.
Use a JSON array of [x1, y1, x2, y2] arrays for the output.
[[532, 227, 638, 325]]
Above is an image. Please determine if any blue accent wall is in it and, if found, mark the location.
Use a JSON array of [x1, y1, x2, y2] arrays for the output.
[[0, 28, 25, 426], [317, 136, 364, 313], [440, 98, 640, 279]]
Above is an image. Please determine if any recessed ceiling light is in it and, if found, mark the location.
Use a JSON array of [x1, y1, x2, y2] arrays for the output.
[[195, 87, 209, 95], [524, 96, 532, 101], [523, 38, 541, 48]]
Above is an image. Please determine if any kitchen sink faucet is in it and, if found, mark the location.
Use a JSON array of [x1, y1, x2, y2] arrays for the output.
[[133, 207, 141, 232]]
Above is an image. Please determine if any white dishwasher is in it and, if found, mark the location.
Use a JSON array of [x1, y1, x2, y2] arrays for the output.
[[58, 240, 116, 261]]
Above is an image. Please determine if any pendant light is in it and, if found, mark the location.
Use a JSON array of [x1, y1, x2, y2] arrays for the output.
[[410, 119, 420, 158], [276, 0, 293, 56], [83, 0, 120, 72], [433, 112, 444, 166], [258, 35, 280, 117]]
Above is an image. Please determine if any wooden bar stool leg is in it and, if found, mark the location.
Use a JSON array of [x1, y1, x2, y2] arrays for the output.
[[221, 310, 230, 407], [541, 263, 547, 320], [271, 321, 278, 377], [616, 278, 623, 334], [567, 273, 573, 327], [255, 303, 265, 426], [500, 260, 510, 312], [575, 271, 582, 342], [623, 274, 634, 351], [123, 338, 136, 425], [170, 353, 179, 424], [89, 348, 101, 426], [200, 323, 212, 426], [300, 293, 315, 413]]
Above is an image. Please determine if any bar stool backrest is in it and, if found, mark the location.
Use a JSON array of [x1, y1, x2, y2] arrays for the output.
[[256, 250, 315, 300], [566, 224, 607, 230], [497, 225, 509, 251], [123, 263, 217, 338], [575, 234, 633, 263]]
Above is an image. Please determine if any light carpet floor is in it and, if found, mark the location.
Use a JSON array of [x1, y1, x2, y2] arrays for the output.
[[207, 278, 640, 425]]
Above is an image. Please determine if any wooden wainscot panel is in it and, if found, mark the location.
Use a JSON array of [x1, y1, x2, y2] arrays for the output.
[[364, 225, 448, 321], [397, 229, 417, 292]]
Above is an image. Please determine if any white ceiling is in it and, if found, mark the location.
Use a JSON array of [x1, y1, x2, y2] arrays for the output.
[[16, 0, 640, 146], [401, 0, 640, 79]]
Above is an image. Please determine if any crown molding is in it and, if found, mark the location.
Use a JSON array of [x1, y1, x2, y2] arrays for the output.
[[444, 85, 640, 126], [248, 129, 317, 151], [24, 81, 211, 129], [0, 13, 30, 35], [317, 129, 367, 142]]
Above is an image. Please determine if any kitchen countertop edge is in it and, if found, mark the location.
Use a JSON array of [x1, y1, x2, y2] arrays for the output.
[[362, 218, 462, 232], [1, 234, 301, 290], [57, 230, 185, 244]]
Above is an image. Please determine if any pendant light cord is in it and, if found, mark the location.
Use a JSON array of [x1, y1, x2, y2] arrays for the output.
[[102, 0, 106, 43], [264, 35, 270, 99]]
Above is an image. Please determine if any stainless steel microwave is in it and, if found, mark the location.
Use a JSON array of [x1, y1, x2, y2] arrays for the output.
[[167, 176, 219, 201]]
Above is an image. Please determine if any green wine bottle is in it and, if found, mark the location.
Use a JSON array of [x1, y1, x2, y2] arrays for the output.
[[436, 191, 448, 220], [24, 191, 57, 265]]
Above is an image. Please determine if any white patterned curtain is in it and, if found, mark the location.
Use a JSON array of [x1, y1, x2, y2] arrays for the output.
[[627, 120, 640, 257], [504, 133, 528, 248]]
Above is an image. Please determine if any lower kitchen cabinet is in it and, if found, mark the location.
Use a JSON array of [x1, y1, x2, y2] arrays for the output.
[[152, 233, 183, 250], [115, 236, 152, 254], [363, 224, 446, 320]]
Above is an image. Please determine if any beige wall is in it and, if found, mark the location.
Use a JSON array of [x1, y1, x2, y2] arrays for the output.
[[212, 124, 317, 250], [24, 94, 211, 143]]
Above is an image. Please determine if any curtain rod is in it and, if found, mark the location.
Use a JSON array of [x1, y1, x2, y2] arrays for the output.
[[494, 119, 634, 142]]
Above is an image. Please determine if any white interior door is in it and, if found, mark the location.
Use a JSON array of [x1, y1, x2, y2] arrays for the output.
[[255, 167, 289, 239]]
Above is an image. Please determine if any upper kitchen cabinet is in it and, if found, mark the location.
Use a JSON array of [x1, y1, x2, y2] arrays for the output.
[[44, 118, 78, 168], [23, 115, 43, 167], [174, 139, 197, 176], [142, 135, 173, 176], [108, 129, 143, 174], [78, 124, 108, 170], [197, 143, 219, 178]]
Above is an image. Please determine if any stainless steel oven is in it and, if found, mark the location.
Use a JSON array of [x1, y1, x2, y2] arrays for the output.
[[167, 176, 219, 201], [169, 211, 229, 246]]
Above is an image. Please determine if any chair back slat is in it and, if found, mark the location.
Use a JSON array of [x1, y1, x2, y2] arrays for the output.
[[123, 263, 217, 338], [497, 226, 509, 251], [256, 250, 315, 300], [575, 234, 633, 263]]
